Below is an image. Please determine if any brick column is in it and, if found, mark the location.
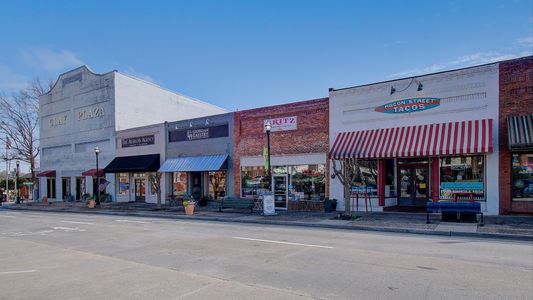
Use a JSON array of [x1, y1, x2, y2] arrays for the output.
[[431, 158, 439, 202], [378, 159, 385, 206]]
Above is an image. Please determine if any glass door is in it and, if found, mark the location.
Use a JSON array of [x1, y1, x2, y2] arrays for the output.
[[134, 179, 145, 202], [272, 175, 288, 210], [398, 165, 429, 207]]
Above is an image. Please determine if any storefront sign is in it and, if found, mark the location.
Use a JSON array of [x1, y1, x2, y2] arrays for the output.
[[49, 114, 67, 127], [169, 124, 229, 142], [264, 116, 297, 132], [440, 182, 484, 190], [121, 135, 155, 148], [375, 98, 440, 114]]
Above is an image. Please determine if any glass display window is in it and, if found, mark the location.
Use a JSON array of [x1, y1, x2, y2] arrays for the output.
[[351, 160, 379, 197], [439, 155, 485, 200], [118, 173, 129, 195], [209, 171, 227, 199], [289, 164, 326, 201], [172, 172, 188, 195], [241, 166, 269, 197], [512, 153, 533, 202]]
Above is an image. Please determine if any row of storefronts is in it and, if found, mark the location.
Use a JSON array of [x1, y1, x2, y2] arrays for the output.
[[37, 56, 532, 214]]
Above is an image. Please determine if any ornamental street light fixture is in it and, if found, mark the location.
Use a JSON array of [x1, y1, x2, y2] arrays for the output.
[[94, 146, 100, 206], [264, 122, 272, 189], [15, 160, 20, 204]]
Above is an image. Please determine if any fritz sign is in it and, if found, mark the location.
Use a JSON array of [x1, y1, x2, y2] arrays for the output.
[[375, 98, 440, 114]]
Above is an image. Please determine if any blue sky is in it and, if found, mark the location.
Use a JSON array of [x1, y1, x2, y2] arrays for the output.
[[0, 0, 531, 111]]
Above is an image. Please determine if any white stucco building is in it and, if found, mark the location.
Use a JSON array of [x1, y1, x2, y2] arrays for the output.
[[329, 63, 500, 215], [38, 65, 226, 202]]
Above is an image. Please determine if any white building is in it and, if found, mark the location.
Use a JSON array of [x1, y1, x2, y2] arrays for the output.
[[329, 63, 499, 215], [38, 66, 226, 202]]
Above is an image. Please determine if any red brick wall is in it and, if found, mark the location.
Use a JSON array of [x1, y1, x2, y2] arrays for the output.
[[233, 98, 329, 196], [499, 56, 533, 214]]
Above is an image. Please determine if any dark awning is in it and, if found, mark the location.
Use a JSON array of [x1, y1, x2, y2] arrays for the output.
[[37, 170, 56, 177], [82, 168, 105, 177], [159, 154, 228, 172], [104, 154, 160, 173], [508, 115, 533, 151]]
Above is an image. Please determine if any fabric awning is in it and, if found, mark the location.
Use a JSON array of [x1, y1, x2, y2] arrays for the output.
[[104, 154, 160, 173], [36, 170, 56, 177], [81, 168, 105, 177], [329, 119, 493, 159], [507, 115, 533, 150], [159, 154, 228, 172]]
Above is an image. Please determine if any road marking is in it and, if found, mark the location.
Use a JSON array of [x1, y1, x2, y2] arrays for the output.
[[115, 219, 150, 224], [52, 226, 86, 232], [233, 237, 333, 249], [60, 220, 94, 225], [0, 270, 36, 275]]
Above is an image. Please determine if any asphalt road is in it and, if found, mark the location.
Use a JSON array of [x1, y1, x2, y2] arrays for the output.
[[0, 210, 531, 300]]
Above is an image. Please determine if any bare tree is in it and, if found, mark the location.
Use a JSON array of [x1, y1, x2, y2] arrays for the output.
[[148, 172, 163, 209], [331, 158, 362, 216], [0, 78, 52, 195]]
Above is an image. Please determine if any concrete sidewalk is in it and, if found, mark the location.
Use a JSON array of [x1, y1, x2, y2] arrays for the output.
[[2, 202, 533, 241]]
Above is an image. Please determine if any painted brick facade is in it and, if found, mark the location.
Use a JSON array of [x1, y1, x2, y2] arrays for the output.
[[233, 98, 329, 197], [499, 56, 533, 214]]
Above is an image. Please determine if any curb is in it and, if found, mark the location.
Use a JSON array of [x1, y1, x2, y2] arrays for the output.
[[3, 206, 532, 242]]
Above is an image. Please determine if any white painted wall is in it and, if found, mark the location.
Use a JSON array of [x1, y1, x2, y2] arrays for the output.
[[113, 73, 227, 131], [329, 63, 500, 214]]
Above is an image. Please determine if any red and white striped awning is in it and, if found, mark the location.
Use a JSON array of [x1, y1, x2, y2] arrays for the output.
[[329, 119, 493, 159]]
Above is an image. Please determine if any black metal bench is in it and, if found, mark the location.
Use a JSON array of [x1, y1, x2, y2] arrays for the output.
[[215, 198, 254, 213], [427, 201, 483, 226]]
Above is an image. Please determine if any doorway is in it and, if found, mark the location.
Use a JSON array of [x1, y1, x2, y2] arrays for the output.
[[75, 177, 85, 200], [191, 172, 202, 201], [398, 164, 429, 207], [272, 175, 288, 210], [134, 178, 145, 202]]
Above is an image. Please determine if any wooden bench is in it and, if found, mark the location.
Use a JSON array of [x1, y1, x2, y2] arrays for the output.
[[215, 198, 254, 213], [427, 201, 483, 226]]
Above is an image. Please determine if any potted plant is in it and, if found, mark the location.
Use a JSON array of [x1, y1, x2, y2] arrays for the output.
[[182, 194, 196, 215], [86, 196, 96, 208]]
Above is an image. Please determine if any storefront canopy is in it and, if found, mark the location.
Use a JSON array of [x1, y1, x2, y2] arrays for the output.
[[507, 115, 533, 150], [36, 170, 56, 177], [329, 119, 493, 159], [104, 154, 160, 173], [159, 154, 228, 172], [81, 168, 105, 177]]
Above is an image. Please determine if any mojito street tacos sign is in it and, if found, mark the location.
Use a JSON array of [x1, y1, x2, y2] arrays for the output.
[[375, 98, 440, 114]]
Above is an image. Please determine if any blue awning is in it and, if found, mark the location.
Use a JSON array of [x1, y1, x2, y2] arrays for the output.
[[159, 154, 228, 172]]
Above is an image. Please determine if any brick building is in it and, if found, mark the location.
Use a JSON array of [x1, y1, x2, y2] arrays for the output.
[[499, 56, 533, 214], [233, 98, 329, 210]]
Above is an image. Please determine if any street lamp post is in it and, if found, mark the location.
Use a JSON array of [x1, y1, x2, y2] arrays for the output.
[[94, 146, 100, 206], [15, 160, 19, 204], [264, 122, 272, 189]]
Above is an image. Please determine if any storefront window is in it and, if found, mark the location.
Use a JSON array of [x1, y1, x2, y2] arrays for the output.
[[62, 177, 71, 200], [385, 159, 396, 197], [118, 173, 129, 195], [172, 172, 188, 195], [289, 164, 325, 201], [209, 171, 227, 199], [440, 155, 485, 200], [241, 166, 269, 197], [512, 153, 533, 201], [351, 160, 378, 197]]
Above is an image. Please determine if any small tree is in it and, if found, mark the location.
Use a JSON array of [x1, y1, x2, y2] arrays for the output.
[[148, 172, 163, 209], [331, 158, 362, 216]]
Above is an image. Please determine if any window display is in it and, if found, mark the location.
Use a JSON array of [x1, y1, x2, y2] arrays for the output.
[[289, 164, 326, 201], [209, 171, 227, 199], [351, 160, 378, 197], [440, 155, 485, 200], [241, 166, 269, 197], [512, 153, 533, 201], [172, 172, 188, 195], [118, 173, 129, 195]]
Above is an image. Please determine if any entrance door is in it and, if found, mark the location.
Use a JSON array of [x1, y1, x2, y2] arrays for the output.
[[75, 177, 85, 200], [398, 165, 429, 207], [134, 179, 145, 202], [191, 172, 202, 201], [272, 175, 288, 210]]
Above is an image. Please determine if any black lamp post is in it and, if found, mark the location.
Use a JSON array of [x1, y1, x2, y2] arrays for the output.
[[264, 122, 272, 189], [94, 146, 100, 206], [15, 160, 20, 204]]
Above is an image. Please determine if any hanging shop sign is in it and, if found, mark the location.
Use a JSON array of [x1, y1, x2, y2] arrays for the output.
[[169, 124, 229, 142], [264, 116, 297, 132], [122, 135, 155, 148], [375, 98, 440, 114]]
